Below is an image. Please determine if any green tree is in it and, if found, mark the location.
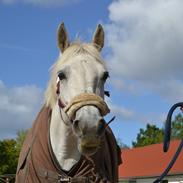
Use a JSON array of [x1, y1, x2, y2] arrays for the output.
[[171, 113, 183, 140], [0, 139, 18, 174], [132, 124, 164, 148], [0, 130, 27, 175], [132, 113, 183, 148]]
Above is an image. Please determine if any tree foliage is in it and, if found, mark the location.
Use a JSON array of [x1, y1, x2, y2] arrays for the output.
[[132, 113, 183, 148], [0, 130, 27, 175], [171, 113, 183, 140], [132, 124, 164, 147], [0, 139, 18, 174]]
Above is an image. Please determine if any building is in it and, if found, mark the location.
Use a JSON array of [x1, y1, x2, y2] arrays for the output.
[[119, 140, 183, 183]]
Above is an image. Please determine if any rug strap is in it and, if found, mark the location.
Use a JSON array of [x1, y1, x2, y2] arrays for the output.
[[38, 168, 95, 183]]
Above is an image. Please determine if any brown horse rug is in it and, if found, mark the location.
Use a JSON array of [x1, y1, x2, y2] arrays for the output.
[[15, 106, 122, 183]]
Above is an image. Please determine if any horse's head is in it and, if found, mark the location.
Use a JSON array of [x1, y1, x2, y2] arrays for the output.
[[46, 23, 110, 156]]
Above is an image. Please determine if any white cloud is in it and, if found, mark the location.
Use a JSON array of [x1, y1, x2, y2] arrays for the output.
[[138, 112, 167, 126], [146, 79, 183, 103], [1, 0, 81, 7], [106, 0, 183, 103], [110, 104, 135, 121], [106, 98, 135, 121], [108, 77, 142, 95], [0, 80, 43, 139], [107, 96, 167, 125]]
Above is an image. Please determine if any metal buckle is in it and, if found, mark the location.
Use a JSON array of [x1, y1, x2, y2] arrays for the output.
[[58, 177, 71, 183]]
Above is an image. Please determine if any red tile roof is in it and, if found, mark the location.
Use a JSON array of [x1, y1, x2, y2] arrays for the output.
[[119, 140, 183, 179]]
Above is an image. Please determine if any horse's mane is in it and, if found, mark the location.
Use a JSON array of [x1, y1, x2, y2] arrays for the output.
[[45, 42, 105, 108]]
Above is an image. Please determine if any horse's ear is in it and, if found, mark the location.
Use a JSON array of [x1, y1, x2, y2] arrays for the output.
[[92, 24, 104, 51], [57, 22, 70, 53]]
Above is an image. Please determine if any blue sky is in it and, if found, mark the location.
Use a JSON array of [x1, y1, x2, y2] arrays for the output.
[[1, 0, 183, 146]]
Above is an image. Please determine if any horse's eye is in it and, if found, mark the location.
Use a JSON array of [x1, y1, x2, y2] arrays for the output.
[[104, 91, 110, 97], [97, 119, 106, 136], [102, 71, 109, 81], [58, 72, 66, 80]]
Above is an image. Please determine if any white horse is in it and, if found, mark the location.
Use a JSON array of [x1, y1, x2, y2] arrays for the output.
[[16, 23, 121, 183]]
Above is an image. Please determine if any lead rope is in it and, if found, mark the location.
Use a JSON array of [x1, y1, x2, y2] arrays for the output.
[[106, 116, 116, 127], [153, 102, 183, 183]]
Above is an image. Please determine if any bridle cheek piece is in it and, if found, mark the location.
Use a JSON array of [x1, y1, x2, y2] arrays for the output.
[[56, 79, 66, 109]]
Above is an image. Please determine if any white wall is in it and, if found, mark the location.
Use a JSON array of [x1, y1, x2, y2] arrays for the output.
[[119, 175, 183, 183], [136, 175, 183, 183]]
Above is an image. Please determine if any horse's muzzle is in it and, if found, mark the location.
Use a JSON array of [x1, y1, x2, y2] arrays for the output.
[[78, 136, 101, 156]]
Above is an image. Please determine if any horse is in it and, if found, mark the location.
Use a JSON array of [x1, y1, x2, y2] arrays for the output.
[[15, 23, 122, 183]]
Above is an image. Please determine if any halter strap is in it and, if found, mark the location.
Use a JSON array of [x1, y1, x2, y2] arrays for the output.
[[56, 80, 110, 119], [56, 80, 66, 108], [64, 93, 110, 119], [38, 168, 96, 183]]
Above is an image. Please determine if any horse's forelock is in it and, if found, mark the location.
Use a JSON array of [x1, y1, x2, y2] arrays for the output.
[[44, 42, 106, 109]]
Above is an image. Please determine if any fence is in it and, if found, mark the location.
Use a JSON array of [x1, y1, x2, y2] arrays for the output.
[[0, 175, 15, 183]]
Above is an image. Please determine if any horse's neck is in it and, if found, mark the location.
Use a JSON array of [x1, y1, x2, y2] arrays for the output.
[[50, 105, 81, 171]]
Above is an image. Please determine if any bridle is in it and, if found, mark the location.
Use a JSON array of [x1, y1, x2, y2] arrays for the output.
[[153, 102, 183, 183], [56, 79, 67, 109], [55, 78, 114, 131]]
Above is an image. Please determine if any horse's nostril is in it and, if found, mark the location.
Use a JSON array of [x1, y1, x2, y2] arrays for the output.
[[73, 120, 82, 135], [73, 120, 79, 129], [97, 119, 106, 136]]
